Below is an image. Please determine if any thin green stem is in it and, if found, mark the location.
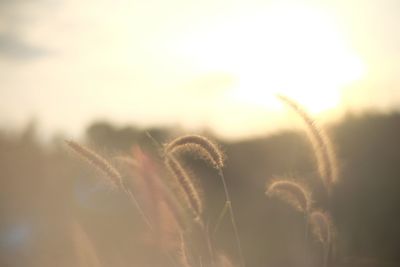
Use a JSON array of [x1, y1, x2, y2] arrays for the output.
[[213, 202, 229, 235], [218, 169, 246, 267], [145, 131, 165, 156], [198, 220, 216, 267], [124, 188, 154, 231]]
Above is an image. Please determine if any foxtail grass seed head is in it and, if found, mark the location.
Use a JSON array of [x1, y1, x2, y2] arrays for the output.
[[66, 140, 123, 188], [266, 179, 312, 213], [277, 95, 338, 189], [165, 135, 225, 169], [310, 210, 333, 245], [165, 155, 203, 220]]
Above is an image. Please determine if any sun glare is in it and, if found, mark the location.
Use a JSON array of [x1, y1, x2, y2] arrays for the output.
[[172, 4, 365, 114]]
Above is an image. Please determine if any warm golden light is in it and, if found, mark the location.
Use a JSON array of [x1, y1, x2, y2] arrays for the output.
[[172, 3, 365, 114], [5, 0, 397, 139]]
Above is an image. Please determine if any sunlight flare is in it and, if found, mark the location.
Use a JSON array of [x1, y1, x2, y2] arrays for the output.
[[173, 3, 365, 114]]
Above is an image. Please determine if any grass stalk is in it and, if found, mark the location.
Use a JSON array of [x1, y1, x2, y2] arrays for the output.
[[218, 169, 245, 267]]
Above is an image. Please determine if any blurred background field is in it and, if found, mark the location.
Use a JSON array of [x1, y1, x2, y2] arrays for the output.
[[1, 0, 400, 266], [1, 113, 400, 267]]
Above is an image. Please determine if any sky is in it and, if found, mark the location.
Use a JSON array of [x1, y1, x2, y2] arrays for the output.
[[1, 0, 400, 140]]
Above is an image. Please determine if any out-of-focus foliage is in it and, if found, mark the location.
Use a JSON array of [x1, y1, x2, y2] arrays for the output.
[[0, 112, 400, 266]]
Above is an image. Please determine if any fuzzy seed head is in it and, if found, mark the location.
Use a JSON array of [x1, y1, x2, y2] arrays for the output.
[[277, 95, 339, 190], [165, 155, 203, 219], [165, 135, 224, 169], [310, 210, 333, 245], [266, 179, 312, 213], [66, 140, 123, 188]]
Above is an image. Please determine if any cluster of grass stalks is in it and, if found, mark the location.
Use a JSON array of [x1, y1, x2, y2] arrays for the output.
[[66, 96, 338, 267], [67, 136, 239, 267], [267, 95, 338, 267]]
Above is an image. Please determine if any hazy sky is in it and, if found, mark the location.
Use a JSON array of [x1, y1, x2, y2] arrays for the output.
[[1, 0, 400, 140]]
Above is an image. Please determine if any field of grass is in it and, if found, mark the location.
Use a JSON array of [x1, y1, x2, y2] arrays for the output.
[[1, 100, 400, 267]]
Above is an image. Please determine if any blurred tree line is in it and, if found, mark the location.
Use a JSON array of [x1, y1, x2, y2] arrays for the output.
[[0, 112, 399, 267]]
